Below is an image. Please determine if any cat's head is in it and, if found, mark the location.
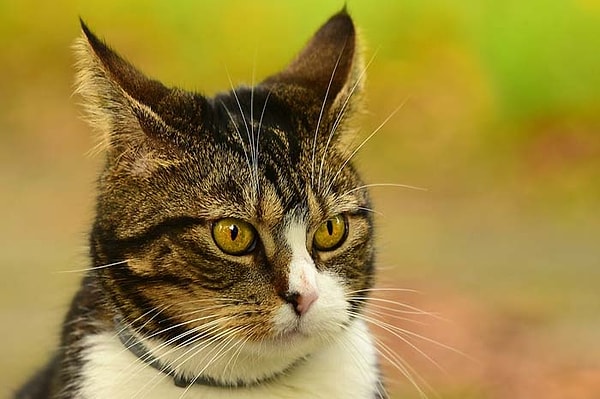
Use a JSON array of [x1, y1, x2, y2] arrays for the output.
[[76, 10, 375, 383]]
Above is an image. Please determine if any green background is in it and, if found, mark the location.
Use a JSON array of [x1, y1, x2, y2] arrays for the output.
[[1, 1, 599, 397]]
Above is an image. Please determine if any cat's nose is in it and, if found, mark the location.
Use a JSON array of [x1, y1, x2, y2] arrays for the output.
[[283, 290, 318, 316]]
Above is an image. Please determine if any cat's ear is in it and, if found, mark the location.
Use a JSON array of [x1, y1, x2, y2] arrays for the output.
[[262, 10, 363, 125], [74, 20, 203, 169]]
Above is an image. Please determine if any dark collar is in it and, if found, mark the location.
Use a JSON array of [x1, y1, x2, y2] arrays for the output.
[[116, 319, 307, 389]]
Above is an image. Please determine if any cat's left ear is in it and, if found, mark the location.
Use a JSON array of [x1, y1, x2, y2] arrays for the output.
[[262, 10, 364, 130]]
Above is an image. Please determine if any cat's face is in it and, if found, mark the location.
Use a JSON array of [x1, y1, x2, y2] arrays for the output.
[[78, 11, 374, 376]]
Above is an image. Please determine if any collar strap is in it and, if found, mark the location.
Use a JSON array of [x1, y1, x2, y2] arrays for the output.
[[116, 319, 306, 389]]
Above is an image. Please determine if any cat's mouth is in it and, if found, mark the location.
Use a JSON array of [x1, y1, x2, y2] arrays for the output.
[[274, 325, 307, 341], [271, 316, 308, 341], [269, 314, 343, 345]]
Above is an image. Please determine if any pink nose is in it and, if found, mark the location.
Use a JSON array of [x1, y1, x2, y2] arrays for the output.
[[283, 290, 319, 316]]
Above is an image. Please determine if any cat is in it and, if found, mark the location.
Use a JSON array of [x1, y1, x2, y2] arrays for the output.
[[16, 9, 389, 399]]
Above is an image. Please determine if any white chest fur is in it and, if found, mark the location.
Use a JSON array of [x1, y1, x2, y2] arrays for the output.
[[78, 319, 380, 399]]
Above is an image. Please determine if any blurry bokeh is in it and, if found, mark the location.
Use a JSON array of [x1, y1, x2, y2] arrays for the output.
[[1, 1, 599, 398]]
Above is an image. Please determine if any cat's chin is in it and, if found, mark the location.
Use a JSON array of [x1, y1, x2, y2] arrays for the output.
[[272, 328, 311, 342], [137, 325, 336, 387], [174, 319, 359, 387]]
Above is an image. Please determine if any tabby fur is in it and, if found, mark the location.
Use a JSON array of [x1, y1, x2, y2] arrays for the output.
[[16, 10, 387, 399]]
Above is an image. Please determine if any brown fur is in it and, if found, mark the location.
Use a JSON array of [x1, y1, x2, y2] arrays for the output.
[[17, 10, 380, 398]]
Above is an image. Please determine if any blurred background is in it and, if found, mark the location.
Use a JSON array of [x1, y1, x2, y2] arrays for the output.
[[1, 1, 599, 398]]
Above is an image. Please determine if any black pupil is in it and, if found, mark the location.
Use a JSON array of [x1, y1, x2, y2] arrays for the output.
[[229, 224, 239, 241], [326, 220, 334, 235]]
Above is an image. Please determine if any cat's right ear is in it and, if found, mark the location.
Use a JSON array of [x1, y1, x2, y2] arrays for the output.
[[262, 10, 364, 128], [75, 20, 200, 166]]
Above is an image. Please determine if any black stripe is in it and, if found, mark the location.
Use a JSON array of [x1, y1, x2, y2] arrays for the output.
[[105, 216, 204, 254]]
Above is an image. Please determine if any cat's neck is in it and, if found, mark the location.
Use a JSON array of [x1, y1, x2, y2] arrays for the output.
[[77, 319, 382, 399]]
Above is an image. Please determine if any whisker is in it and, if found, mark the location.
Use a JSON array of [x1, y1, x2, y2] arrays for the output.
[[357, 310, 470, 363], [225, 69, 253, 156], [128, 320, 241, 398], [55, 259, 129, 274], [224, 66, 258, 196], [117, 311, 248, 387], [347, 287, 421, 295], [335, 322, 389, 399], [118, 315, 230, 384], [119, 304, 232, 347], [351, 311, 444, 372], [317, 48, 379, 193], [363, 306, 429, 326], [174, 325, 251, 399], [122, 310, 236, 359], [155, 326, 252, 397], [324, 98, 409, 196], [365, 301, 437, 318], [349, 312, 443, 399], [255, 89, 273, 195], [118, 299, 255, 362], [112, 304, 172, 342], [350, 296, 445, 319], [342, 183, 428, 197], [311, 45, 345, 186], [221, 101, 252, 175], [375, 334, 433, 399], [222, 326, 257, 383], [249, 55, 257, 194], [357, 206, 383, 216], [144, 328, 231, 393], [345, 321, 430, 398]]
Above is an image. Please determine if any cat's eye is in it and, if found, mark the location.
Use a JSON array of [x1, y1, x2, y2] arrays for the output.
[[212, 218, 257, 256], [313, 214, 347, 251]]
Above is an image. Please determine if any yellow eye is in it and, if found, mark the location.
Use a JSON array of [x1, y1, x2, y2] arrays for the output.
[[212, 218, 257, 256], [313, 214, 347, 251]]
